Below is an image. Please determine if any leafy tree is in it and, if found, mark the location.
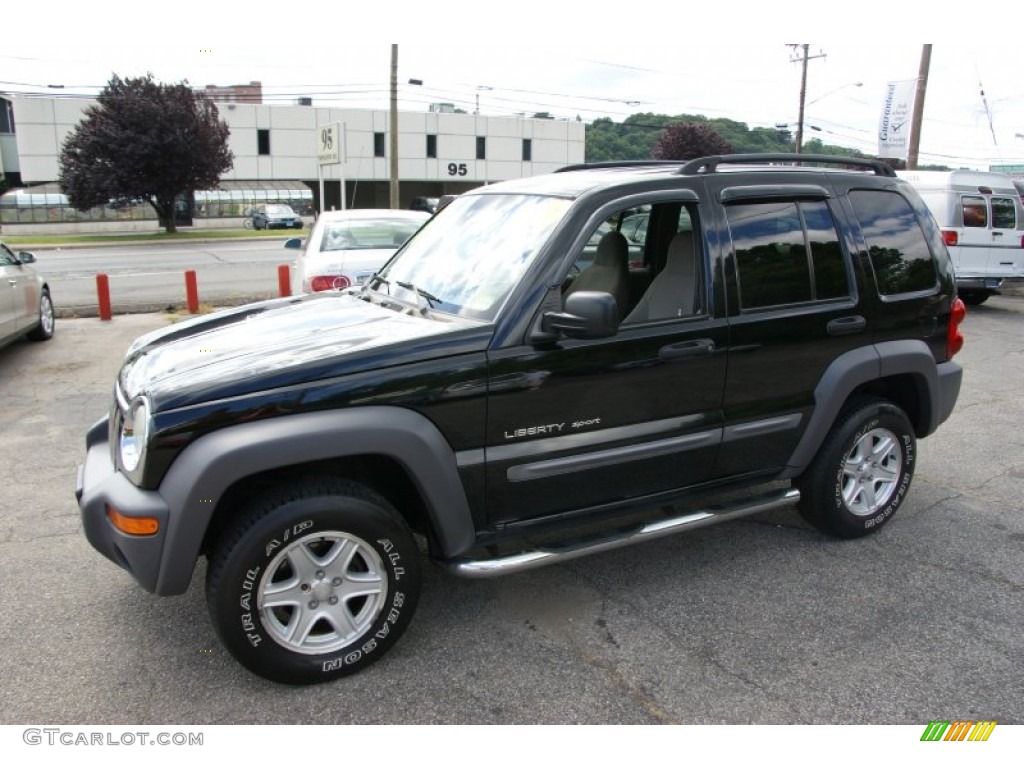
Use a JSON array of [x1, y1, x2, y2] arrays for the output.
[[652, 122, 733, 160], [59, 74, 233, 233]]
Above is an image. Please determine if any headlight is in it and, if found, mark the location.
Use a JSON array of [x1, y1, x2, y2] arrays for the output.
[[119, 397, 151, 477]]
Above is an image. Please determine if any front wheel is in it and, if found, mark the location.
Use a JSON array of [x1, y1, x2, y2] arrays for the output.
[[206, 478, 421, 684], [27, 289, 55, 341], [243, 217, 254, 230], [796, 398, 915, 539]]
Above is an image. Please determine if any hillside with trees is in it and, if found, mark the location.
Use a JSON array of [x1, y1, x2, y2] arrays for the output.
[[585, 112, 865, 162]]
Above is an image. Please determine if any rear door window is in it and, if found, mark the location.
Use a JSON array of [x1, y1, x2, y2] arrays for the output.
[[0, 242, 18, 266], [962, 196, 988, 228], [991, 197, 1017, 229], [725, 199, 849, 310]]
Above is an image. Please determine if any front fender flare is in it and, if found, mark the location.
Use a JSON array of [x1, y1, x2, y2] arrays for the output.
[[154, 406, 475, 595]]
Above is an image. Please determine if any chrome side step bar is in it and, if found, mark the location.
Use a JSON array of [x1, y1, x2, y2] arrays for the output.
[[443, 487, 801, 579]]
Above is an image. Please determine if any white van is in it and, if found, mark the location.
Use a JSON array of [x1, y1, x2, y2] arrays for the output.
[[898, 170, 1024, 304]]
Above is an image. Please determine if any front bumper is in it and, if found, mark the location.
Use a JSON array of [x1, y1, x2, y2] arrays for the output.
[[75, 417, 170, 593]]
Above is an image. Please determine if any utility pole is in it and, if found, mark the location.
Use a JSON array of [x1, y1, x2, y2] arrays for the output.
[[790, 44, 827, 154], [906, 44, 932, 170], [389, 44, 400, 209]]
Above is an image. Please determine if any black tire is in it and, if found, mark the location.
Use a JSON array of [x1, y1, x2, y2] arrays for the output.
[[960, 290, 990, 306], [206, 477, 421, 685], [796, 398, 915, 539], [27, 289, 55, 342]]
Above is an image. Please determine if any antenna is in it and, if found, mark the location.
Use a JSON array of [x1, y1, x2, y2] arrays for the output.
[[978, 78, 998, 146]]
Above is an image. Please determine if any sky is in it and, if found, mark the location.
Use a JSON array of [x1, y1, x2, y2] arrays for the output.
[[4, 5, 1024, 171]]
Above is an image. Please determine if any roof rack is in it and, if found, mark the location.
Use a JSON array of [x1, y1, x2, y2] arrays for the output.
[[678, 154, 896, 177], [554, 160, 683, 173], [556, 155, 897, 178]]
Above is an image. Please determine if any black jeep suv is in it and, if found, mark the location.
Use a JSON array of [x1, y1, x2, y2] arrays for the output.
[[77, 155, 965, 684]]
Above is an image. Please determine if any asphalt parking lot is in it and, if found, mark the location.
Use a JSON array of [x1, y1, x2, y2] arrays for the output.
[[1, 298, 1022, 725]]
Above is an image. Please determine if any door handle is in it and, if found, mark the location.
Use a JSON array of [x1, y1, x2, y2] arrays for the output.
[[992, 231, 1003, 237], [827, 316, 866, 336], [659, 339, 715, 360]]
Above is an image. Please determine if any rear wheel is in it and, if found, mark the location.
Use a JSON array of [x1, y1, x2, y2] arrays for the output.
[[206, 477, 421, 684], [797, 398, 915, 539], [959, 290, 990, 306]]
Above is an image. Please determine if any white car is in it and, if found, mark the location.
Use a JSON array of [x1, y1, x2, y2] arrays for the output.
[[286, 209, 430, 294], [1, 241, 54, 350]]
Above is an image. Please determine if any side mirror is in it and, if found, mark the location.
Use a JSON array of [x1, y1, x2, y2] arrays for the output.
[[17, 251, 37, 264], [284, 237, 303, 250], [541, 291, 619, 339]]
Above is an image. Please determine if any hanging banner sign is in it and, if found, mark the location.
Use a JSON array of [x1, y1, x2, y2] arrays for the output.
[[878, 80, 916, 159]]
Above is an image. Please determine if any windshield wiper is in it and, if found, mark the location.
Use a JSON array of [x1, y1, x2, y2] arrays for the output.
[[367, 273, 391, 293], [396, 280, 441, 309]]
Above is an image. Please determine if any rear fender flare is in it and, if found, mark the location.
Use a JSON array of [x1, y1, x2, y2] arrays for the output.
[[783, 341, 939, 476]]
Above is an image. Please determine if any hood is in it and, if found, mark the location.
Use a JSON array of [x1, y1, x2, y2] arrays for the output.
[[120, 292, 488, 411]]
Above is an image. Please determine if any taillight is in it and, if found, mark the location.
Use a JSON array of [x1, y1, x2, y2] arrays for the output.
[[941, 230, 958, 247], [309, 274, 351, 292], [947, 297, 966, 359]]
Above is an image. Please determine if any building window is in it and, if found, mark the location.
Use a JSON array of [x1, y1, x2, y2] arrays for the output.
[[257, 129, 270, 156], [426, 134, 437, 159], [476, 136, 486, 160], [0, 99, 14, 134], [522, 139, 532, 162], [374, 132, 386, 158]]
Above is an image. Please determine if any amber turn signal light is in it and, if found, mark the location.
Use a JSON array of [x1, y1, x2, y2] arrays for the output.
[[107, 507, 159, 536]]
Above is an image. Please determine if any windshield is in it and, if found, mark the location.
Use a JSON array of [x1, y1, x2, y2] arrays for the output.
[[319, 217, 424, 252], [265, 204, 295, 215], [374, 193, 572, 321]]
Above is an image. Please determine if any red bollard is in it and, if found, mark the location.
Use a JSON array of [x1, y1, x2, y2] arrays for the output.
[[96, 273, 112, 321], [185, 270, 200, 314], [278, 264, 292, 297]]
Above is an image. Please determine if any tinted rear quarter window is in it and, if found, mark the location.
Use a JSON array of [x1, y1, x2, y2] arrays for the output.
[[849, 189, 938, 296]]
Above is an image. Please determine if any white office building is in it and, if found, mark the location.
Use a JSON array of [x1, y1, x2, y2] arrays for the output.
[[0, 94, 586, 233]]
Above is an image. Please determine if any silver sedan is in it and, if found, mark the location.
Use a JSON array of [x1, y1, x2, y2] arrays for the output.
[[1, 241, 54, 350]]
